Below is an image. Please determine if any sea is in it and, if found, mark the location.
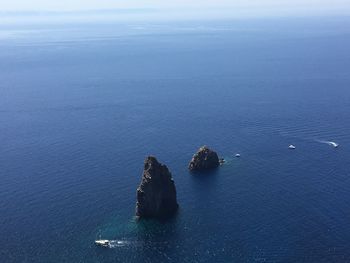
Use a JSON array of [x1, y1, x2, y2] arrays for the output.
[[1, 16, 350, 262]]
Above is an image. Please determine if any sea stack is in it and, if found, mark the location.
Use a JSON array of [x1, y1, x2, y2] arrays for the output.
[[188, 145, 220, 171], [136, 156, 178, 218]]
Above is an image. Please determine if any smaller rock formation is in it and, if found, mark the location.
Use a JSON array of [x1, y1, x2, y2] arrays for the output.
[[188, 146, 220, 171], [136, 156, 178, 218]]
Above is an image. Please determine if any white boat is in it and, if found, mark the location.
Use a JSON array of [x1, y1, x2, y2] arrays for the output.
[[219, 158, 225, 164], [95, 239, 110, 247], [95, 233, 111, 247], [235, 153, 241, 157], [288, 145, 296, 149], [329, 142, 339, 148]]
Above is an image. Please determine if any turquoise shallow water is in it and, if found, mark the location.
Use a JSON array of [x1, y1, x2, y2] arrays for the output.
[[1, 17, 350, 262]]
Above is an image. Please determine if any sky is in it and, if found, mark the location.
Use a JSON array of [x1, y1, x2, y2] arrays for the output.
[[0, 0, 349, 12], [0, 0, 349, 22]]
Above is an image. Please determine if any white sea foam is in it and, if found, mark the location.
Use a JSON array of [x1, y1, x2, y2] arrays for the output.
[[107, 240, 132, 248], [316, 140, 339, 148]]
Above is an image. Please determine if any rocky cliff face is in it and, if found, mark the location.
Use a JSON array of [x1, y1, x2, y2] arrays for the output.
[[188, 146, 220, 171], [136, 156, 178, 218]]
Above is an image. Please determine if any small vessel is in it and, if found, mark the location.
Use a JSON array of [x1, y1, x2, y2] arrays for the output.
[[235, 153, 241, 158], [288, 145, 296, 149], [95, 233, 111, 248], [219, 158, 225, 165], [95, 239, 110, 247], [329, 142, 339, 148]]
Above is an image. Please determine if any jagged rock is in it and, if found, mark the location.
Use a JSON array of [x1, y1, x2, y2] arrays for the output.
[[188, 146, 220, 171], [136, 156, 178, 218]]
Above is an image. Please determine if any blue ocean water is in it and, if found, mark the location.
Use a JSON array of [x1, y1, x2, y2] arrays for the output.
[[1, 17, 350, 262]]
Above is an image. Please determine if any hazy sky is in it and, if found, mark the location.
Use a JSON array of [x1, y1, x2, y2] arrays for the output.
[[1, 0, 349, 11], [1, 0, 349, 21]]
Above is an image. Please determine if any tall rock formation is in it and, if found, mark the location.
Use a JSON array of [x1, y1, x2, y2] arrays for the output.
[[136, 156, 178, 218]]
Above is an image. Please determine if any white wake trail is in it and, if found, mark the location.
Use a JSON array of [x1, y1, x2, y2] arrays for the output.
[[316, 140, 339, 148]]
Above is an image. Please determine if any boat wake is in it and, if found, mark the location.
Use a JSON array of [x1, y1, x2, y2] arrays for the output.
[[96, 239, 168, 249], [107, 240, 132, 248], [316, 140, 339, 148]]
